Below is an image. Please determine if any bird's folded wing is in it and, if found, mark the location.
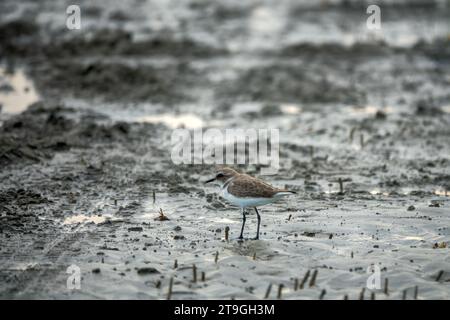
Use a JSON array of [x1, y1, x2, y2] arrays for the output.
[[227, 175, 278, 198]]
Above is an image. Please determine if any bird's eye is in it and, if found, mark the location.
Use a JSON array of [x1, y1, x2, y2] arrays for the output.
[[217, 173, 224, 178]]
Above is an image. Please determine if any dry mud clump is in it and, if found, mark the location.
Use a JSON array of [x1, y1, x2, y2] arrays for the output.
[[29, 62, 196, 104], [0, 103, 133, 166], [217, 64, 367, 105]]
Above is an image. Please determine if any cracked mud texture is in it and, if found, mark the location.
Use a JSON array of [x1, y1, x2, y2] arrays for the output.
[[0, 0, 449, 299]]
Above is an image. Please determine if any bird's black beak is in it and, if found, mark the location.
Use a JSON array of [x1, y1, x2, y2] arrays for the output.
[[204, 177, 216, 184]]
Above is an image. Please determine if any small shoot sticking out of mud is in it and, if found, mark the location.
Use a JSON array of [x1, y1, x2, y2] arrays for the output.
[[167, 277, 173, 300], [192, 264, 197, 283], [384, 278, 389, 295], [329, 177, 350, 195], [154, 208, 170, 221], [277, 284, 284, 299], [349, 127, 356, 142], [309, 269, 318, 287], [359, 287, 365, 300], [338, 178, 344, 195], [224, 226, 230, 242], [435, 270, 444, 282], [309, 145, 314, 159], [264, 284, 272, 299], [299, 270, 310, 289], [214, 251, 219, 264]]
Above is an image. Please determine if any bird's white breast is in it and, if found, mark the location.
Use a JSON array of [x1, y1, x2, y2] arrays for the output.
[[221, 187, 276, 208]]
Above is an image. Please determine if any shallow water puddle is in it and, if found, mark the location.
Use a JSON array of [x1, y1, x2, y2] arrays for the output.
[[135, 114, 204, 129], [442, 105, 450, 113], [434, 190, 449, 197], [231, 102, 302, 116], [370, 189, 390, 196], [280, 103, 302, 114], [348, 105, 394, 116], [403, 236, 424, 241], [66, 98, 207, 129], [249, 6, 284, 35], [63, 214, 107, 225], [0, 67, 39, 114], [214, 217, 238, 224], [400, 188, 449, 197]]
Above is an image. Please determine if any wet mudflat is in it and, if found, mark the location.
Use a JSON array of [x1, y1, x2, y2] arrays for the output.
[[0, 0, 449, 299]]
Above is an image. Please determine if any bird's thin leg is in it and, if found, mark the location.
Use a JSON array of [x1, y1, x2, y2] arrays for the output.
[[239, 208, 246, 239], [254, 207, 261, 240]]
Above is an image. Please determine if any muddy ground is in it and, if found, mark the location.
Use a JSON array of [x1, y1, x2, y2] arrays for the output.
[[0, 0, 449, 299]]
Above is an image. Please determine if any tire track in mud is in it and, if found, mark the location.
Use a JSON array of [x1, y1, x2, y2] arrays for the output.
[[20, 151, 160, 297], [2, 177, 151, 297], [0, 223, 87, 298]]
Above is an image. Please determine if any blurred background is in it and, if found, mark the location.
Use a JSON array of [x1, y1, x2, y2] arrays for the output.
[[1, 0, 449, 120]]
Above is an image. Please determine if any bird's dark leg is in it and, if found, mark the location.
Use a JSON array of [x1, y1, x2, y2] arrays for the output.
[[254, 207, 261, 240], [239, 208, 246, 240]]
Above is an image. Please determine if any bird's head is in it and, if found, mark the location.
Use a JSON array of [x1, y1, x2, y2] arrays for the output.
[[204, 167, 239, 186]]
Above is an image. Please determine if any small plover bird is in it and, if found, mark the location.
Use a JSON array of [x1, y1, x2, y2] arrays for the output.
[[205, 167, 296, 240]]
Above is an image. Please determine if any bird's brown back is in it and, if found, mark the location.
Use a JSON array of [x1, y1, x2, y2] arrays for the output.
[[227, 174, 283, 198]]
